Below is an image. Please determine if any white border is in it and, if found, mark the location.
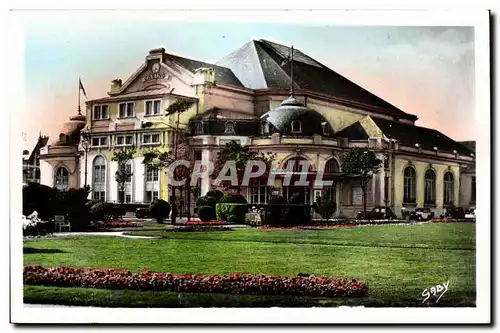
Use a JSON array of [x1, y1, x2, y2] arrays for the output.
[[8, 9, 490, 324]]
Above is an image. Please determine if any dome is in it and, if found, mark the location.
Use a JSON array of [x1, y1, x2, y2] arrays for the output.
[[260, 95, 334, 136], [53, 113, 86, 146]]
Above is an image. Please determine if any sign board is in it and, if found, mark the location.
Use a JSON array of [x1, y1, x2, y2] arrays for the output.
[[352, 187, 363, 205]]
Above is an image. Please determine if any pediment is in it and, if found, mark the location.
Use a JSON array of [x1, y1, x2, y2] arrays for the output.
[[112, 57, 196, 98]]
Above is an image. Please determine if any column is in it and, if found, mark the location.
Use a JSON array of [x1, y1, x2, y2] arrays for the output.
[[134, 156, 145, 203]]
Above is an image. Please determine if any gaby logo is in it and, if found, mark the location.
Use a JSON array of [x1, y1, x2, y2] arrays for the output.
[[422, 280, 450, 303]]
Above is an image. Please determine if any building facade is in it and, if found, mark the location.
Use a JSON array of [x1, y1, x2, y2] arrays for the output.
[[39, 40, 476, 218]]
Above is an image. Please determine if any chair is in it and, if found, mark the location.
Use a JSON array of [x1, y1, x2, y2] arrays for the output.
[[54, 215, 71, 232]]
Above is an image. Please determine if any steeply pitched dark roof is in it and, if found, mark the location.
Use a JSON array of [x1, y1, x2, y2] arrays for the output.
[[335, 122, 369, 140], [217, 39, 417, 121], [166, 54, 245, 88], [372, 118, 474, 156]]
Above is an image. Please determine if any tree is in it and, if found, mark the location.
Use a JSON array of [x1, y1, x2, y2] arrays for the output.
[[341, 148, 382, 218], [212, 140, 276, 191], [111, 148, 135, 204], [142, 99, 195, 225]]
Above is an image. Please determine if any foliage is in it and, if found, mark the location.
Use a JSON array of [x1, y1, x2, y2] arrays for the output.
[[219, 194, 248, 204], [89, 202, 119, 223], [149, 200, 171, 224], [316, 197, 337, 220], [195, 196, 218, 209], [206, 190, 224, 201], [284, 193, 311, 226], [52, 187, 92, 231], [197, 205, 216, 222], [23, 214, 53, 236], [212, 141, 276, 189], [111, 148, 135, 204], [23, 183, 57, 221], [166, 99, 194, 115], [341, 148, 382, 217], [216, 203, 248, 224], [24, 265, 368, 298], [263, 196, 288, 226]]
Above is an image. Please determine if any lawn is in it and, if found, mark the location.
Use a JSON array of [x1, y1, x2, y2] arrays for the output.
[[23, 223, 476, 307]]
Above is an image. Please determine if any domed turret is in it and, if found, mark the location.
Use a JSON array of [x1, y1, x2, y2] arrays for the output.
[[53, 113, 86, 146], [260, 95, 333, 136]]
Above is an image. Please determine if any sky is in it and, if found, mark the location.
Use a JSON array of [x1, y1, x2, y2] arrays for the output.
[[21, 15, 475, 151]]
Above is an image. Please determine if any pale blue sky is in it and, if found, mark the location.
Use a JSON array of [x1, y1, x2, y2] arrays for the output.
[[22, 18, 475, 150]]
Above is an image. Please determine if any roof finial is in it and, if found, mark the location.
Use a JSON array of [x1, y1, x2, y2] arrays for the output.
[[290, 45, 294, 97]]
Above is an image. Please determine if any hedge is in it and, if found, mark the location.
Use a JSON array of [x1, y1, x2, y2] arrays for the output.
[[216, 203, 247, 224]]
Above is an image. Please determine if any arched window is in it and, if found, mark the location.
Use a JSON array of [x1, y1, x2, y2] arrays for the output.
[[321, 122, 330, 136], [291, 120, 302, 134], [444, 172, 454, 205], [224, 121, 235, 134], [424, 169, 436, 205], [92, 156, 106, 201], [403, 166, 416, 204], [54, 167, 69, 191], [322, 158, 340, 201]]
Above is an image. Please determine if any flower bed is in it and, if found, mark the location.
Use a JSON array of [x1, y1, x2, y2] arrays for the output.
[[259, 224, 360, 230], [23, 265, 368, 298], [186, 220, 228, 226], [103, 221, 141, 228], [168, 226, 232, 232]]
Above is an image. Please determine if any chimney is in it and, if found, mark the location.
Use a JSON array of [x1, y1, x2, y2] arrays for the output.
[[110, 79, 122, 93], [149, 47, 166, 55], [193, 67, 215, 86]]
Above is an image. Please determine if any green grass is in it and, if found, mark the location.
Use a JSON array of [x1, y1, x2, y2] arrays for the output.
[[23, 223, 476, 307]]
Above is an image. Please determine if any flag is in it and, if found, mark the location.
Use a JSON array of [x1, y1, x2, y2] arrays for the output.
[[79, 78, 87, 98]]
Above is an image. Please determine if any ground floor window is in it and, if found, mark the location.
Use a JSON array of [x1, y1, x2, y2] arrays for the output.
[[321, 185, 336, 202], [145, 190, 159, 203], [250, 180, 271, 204], [93, 191, 105, 201]]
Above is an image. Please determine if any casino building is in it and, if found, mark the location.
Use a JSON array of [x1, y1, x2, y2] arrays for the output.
[[39, 39, 476, 218]]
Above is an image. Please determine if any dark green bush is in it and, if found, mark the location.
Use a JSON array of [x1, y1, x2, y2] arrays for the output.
[[264, 196, 287, 226], [216, 203, 247, 224], [197, 205, 216, 222], [219, 194, 248, 204], [89, 202, 117, 222], [149, 200, 171, 224], [195, 196, 218, 209], [316, 197, 337, 220], [23, 183, 57, 221], [206, 190, 224, 201]]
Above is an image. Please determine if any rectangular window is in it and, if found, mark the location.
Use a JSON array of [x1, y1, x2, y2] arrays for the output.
[[93, 191, 105, 201], [145, 100, 161, 116], [143, 133, 161, 145], [125, 194, 132, 203], [145, 190, 159, 203], [249, 180, 271, 204], [119, 102, 134, 118], [115, 135, 133, 146], [92, 137, 108, 147], [93, 105, 109, 120], [146, 167, 159, 182]]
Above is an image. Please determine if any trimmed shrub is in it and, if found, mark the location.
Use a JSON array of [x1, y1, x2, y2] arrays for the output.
[[206, 190, 224, 201], [216, 203, 247, 224], [89, 202, 116, 222], [23, 183, 57, 221], [317, 198, 337, 220], [197, 205, 216, 222], [195, 196, 218, 209], [149, 200, 171, 224], [264, 196, 287, 226], [219, 194, 248, 204], [285, 193, 311, 225]]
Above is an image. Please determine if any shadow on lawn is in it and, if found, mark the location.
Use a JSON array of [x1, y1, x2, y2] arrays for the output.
[[23, 247, 67, 254]]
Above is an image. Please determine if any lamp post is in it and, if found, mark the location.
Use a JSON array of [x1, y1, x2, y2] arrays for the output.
[[80, 128, 90, 189], [383, 138, 397, 218]]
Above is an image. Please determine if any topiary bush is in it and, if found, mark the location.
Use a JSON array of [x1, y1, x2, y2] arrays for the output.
[[89, 202, 116, 222], [285, 193, 311, 226], [316, 198, 337, 221], [206, 190, 224, 201], [196, 196, 218, 209], [264, 195, 287, 226], [149, 200, 171, 224], [197, 205, 216, 222], [23, 183, 57, 221], [216, 203, 247, 224], [219, 194, 248, 204]]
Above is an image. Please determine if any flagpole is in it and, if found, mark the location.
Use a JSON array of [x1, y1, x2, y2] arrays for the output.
[[78, 77, 81, 115], [290, 46, 294, 97]]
